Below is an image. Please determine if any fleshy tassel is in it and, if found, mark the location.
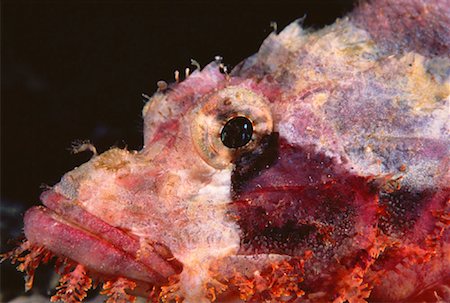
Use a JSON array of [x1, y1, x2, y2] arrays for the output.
[[205, 278, 228, 302], [50, 263, 92, 303], [158, 276, 183, 303], [101, 276, 137, 303], [331, 234, 389, 303], [231, 250, 312, 302], [0, 240, 53, 291], [425, 207, 449, 258]]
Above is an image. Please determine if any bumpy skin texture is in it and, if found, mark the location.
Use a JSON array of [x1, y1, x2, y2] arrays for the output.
[[3, 0, 449, 302]]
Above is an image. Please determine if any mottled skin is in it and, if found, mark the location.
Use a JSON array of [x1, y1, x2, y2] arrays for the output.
[[3, 0, 449, 302]]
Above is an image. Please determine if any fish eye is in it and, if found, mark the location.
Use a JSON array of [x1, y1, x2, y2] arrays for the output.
[[191, 86, 273, 169], [221, 116, 253, 148]]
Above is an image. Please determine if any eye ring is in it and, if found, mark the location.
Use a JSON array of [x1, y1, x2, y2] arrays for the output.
[[191, 86, 273, 169]]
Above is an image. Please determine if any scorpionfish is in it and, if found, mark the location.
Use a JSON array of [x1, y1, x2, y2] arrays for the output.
[[3, 0, 450, 302]]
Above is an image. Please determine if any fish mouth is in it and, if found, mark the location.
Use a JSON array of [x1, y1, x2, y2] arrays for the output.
[[24, 190, 182, 285]]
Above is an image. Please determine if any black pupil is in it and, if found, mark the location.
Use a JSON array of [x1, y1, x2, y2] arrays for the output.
[[221, 116, 253, 148]]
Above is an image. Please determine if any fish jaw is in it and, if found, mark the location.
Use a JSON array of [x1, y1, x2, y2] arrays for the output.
[[23, 190, 182, 286]]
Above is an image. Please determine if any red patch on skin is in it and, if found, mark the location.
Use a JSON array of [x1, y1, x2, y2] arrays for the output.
[[230, 137, 449, 301], [231, 138, 378, 255], [230, 138, 380, 298]]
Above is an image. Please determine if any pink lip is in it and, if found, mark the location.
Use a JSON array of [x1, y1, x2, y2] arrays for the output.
[[24, 190, 182, 285]]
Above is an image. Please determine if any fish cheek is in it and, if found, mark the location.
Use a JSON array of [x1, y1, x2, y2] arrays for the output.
[[229, 138, 379, 259]]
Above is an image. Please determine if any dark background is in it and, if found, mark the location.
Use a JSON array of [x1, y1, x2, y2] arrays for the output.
[[1, 0, 355, 300]]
